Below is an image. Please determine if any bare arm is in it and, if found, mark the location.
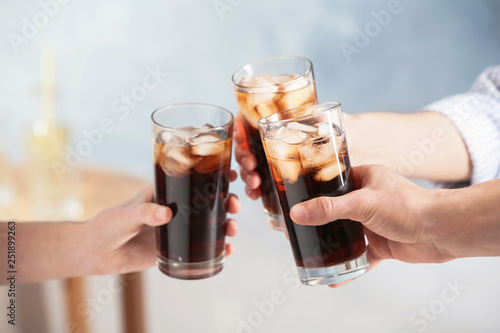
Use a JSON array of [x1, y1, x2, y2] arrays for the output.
[[345, 111, 471, 182], [1, 184, 240, 284], [15, 221, 89, 282], [0, 222, 84, 282], [2, 186, 172, 283], [0, 220, 93, 282], [235, 111, 473, 199], [429, 178, 500, 259]]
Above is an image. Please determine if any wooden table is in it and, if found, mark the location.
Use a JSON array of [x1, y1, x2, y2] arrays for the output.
[[0, 166, 149, 333]]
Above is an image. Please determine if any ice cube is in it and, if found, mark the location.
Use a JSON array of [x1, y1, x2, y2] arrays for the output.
[[316, 124, 346, 157], [317, 123, 331, 137], [155, 131, 172, 144], [236, 92, 261, 128], [247, 93, 279, 122], [177, 126, 196, 131], [237, 92, 278, 128], [318, 122, 342, 137], [272, 126, 309, 144], [247, 93, 278, 109], [272, 74, 300, 84], [264, 138, 298, 159], [214, 129, 229, 140], [287, 122, 317, 133], [276, 83, 316, 111], [157, 131, 187, 146], [192, 142, 224, 157], [166, 146, 195, 166], [240, 108, 261, 129], [194, 146, 231, 174], [255, 102, 279, 118], [279, 76, 309, 92], [173, 127, 196, 142], [189, 133, 220, 145], [336, 133, 347, 157], [201, 123, 214, 130], [314, 162, 345, 182], [191, 135, 225, 157], [160, 145, 200, 177], [239, 75, 279, 92], [153, 142, 163, 164], [298, 137, 337, 169], [197, 125, 228, 140], [270, 158, 301, 184]]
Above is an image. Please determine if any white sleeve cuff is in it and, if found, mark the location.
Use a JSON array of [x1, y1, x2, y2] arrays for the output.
[[420, 92, 500, 188]]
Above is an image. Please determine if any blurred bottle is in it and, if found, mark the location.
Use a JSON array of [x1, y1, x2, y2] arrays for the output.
[[27, 45, 83, 220]]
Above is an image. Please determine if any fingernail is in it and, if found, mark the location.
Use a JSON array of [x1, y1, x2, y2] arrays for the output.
[[245, 175, 252, 185], [156, 207, 167, 220], [291, 205, 308, 223]]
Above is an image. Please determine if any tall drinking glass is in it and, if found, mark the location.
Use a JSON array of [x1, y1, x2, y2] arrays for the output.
[[152, 104, 234, 280], [232, 56, 317, 231], [258, 102, 369, 286]]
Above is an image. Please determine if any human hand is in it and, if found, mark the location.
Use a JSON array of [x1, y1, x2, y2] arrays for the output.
[[289, 165, 452, 287], [233, 114, 262, 200], [83, 174, 240, 276]]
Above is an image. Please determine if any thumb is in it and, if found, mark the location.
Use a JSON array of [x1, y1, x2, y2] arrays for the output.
[[290, 191, 374, 226], [93, 203, 172, 247]]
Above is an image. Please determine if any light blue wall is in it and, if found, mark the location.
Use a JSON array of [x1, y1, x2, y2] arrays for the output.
[[2, 0, 499, 175]]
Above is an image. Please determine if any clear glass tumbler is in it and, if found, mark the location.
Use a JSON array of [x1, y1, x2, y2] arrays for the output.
[[258, 102, 369, 285], [232, 55, 317, 231], [152, 103, 234, 280]]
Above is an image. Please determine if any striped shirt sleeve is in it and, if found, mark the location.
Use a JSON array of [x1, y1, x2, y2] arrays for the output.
[[420, 66, 500, 188]]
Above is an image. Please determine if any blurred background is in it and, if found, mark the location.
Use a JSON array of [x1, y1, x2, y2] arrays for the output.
[[1, 0, 500, 332]]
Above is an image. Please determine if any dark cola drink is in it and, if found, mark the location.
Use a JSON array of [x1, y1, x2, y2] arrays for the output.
[[233, 61, 317, 231], [152, 104, 233, 280], [260, 106, 369, 286], [273, 157, 365, 268]]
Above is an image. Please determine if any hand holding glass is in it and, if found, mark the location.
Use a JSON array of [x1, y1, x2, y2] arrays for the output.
[[258, 102, 369, 285]]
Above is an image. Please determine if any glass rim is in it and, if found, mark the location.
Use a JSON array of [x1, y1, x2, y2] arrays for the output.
[[151, 103, 234, 133], [258, 102, 342, 127], [231, 55, 313, 89]]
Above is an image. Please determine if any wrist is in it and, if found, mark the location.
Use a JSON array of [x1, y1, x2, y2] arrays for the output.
[[78, 220, 104, 276], [421, 189, 459, 262], [422, 187, 491, 261], [63, 221, 96, 278]]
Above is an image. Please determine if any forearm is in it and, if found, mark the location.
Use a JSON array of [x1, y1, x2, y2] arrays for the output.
[[427, 178, 500, 259], [13, 221, 89, 283], [346, 112, 471, 181]]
